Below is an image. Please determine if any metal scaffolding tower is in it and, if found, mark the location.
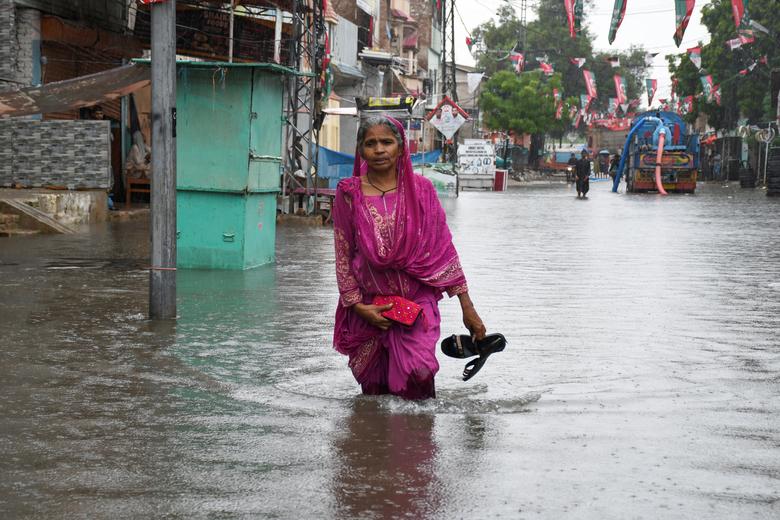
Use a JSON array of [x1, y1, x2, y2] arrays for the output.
[[440, 0, 458, 162], [282, 0, 325, 211]]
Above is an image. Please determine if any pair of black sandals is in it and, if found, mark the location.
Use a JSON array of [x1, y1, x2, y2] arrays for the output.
[[440, 333, 507, 381]]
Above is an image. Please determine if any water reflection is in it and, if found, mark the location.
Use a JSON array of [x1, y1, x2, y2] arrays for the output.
[[332, 399, 440, 519], [1, 182, 780, 518]]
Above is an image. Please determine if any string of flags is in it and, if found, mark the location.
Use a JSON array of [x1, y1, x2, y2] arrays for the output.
[[468, 0, 770, 127]]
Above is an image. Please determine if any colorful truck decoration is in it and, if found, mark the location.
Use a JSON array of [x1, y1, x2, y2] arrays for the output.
[[612, 111, 700, 194]]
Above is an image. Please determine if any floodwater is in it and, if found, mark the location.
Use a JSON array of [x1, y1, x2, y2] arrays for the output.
[[1, 180, 779, 519]]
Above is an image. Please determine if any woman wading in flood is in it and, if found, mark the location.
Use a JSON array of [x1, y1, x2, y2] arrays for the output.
[[331, 115, 486, 399]]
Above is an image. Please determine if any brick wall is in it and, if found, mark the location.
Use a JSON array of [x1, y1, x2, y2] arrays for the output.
[[0, 0, 16, 89], [0, 2, 40, 89], [15, 8, 40, 85], [0, 119, 111, 189]]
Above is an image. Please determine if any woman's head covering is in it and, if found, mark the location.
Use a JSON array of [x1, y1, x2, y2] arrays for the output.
[[348, 115, 422, 269]]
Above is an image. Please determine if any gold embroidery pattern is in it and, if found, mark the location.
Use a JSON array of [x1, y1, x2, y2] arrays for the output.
[[366, 201, 396, 258], [334, 228, 361, 304], [446, 283, 469, 297], [420, 257, 465, 285], [348, 336, 379, 378]]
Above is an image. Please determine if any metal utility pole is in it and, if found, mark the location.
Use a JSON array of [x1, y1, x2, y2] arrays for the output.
[[519, 0, 528, 49], [149, 0, 177, 320]]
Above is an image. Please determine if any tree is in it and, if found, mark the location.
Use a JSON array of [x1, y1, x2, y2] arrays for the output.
[[480, 70, 573, 164], [471, 0, 649, 126], [668, 0, 780, 128]]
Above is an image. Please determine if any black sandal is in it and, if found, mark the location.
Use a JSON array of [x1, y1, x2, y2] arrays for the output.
[[440, 333, 507, 381]]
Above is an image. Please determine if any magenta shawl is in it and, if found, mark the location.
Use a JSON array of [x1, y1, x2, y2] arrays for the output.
[[331, 117, 467, 382]]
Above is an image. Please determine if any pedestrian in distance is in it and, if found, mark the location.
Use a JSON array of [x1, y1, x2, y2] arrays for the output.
[[331, 115, 486, 400], [566, 152, 577, 183], [609, 153, 621, 180], [575, 150, 591, 198]]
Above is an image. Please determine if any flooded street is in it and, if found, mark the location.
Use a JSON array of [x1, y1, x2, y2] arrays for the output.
[[1, 180, 779, 519]]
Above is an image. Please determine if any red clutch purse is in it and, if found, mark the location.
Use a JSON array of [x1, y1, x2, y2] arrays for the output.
[[372, 295, 422, 326]]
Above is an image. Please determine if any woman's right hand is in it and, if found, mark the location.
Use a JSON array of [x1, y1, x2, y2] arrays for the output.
[[353, 302, 394, 330]]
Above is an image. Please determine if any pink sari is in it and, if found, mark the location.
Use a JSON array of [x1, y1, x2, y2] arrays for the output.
[[332, 117, 468, 399]]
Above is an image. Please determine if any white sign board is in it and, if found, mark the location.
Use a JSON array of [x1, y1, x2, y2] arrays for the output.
[[457, 139, 496, 176], [428, 104, 467, 140]]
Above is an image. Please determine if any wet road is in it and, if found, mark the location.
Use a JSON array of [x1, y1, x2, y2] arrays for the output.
[[1, 180, 779, 519]]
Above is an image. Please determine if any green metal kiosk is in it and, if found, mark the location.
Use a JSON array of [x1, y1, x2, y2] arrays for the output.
[[174, 62, 294, 270]]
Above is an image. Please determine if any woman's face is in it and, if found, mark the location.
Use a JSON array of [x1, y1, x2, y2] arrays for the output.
[[361, 124, 402, 175]]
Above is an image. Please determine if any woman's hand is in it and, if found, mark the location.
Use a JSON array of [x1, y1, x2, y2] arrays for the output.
[[458, 292, 486, 341], [354, 302, 394, 331]]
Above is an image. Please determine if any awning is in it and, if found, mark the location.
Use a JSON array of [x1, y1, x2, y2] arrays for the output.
[[0, 64, 150, 118], [331, 61, 364, 80], [390, 9, 415, 22]]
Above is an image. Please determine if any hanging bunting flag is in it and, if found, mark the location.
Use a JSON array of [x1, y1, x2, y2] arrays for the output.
[[554, 91, 564, 119], [606, 56, 621, 68], [565, 0, 576, 38], [510, 52, 525, 73], [614, 74, 628, 104], [574, 0, 585, 34], [700, 75, 714, 101], [759, 55, 768, 65], [569, 57, 587, 68], [687, 47, 702, 69], [569, 105, 579, 121], [646, 78, 657, 106], [608, 0, 628, 45], [580, 94, 592, 111], [739, 33, 755, 45], [682, 96, 694, 114], [466, 37, 474, 52], [749, 19, 770, 35], [726, 37, 743, 50], [565, 0, 585, 38], [583, 69, 598, 98], [539, 61, 554, 76], [620, 102, 629, 114], [466, 72, 484, 94], [608, 98, 618, 115], [674, 0, 695, 48], [731, 0, 752, 38], [712, 85, 721, 105]]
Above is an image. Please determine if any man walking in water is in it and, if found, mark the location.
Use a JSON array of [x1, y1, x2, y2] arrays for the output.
[[575, 150, 591, 198]]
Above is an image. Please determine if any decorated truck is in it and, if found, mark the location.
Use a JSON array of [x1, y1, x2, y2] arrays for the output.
[[612, 111, 700, 194]]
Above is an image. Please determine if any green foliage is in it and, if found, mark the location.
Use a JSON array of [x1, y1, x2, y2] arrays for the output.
[[471, 0, 649, 133], [480, 70, 569, 136], [668, 0, 780, 128]]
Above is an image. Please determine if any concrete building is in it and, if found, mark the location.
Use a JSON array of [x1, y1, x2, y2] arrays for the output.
[[321, 0, 445, 155], [0, 0, 141, 222]]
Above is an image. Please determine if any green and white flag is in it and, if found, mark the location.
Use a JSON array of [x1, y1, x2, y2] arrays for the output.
[[608, 0, 627, 45]]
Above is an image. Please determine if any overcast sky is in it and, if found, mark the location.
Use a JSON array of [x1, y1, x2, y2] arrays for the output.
[[455, 0, 712, 102]]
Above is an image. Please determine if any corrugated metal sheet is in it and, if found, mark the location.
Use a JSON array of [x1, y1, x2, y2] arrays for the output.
[[0, 63, 149, 118], [331, 15, 358, 68]]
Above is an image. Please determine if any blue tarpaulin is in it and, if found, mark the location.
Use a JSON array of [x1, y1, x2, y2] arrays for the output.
[[317, 147, 442, 188]]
